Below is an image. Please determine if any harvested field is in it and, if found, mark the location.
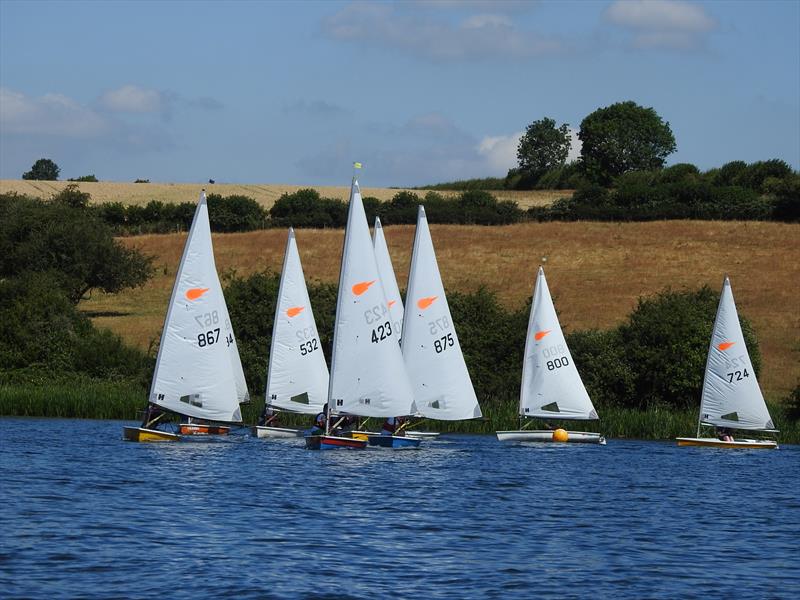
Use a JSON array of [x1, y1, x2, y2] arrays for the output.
[[0, 179, 568, 210], [80, 220, 800, 397]]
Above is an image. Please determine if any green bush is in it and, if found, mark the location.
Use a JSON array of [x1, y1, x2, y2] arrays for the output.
[[618, 286, 760, 408], [567, 329, 636, 408], [207, 193, 268, 232], [68, 175, 98, 182]]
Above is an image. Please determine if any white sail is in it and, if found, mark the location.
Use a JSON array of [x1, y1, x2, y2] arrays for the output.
[[402, 206, 482, 421], [372, 217, 404, 341], [520, 267, 598, 421], [327, 180, 415, 418], [698, 276, 774, 431], [149, 191, 243, 423], [265, 228, 329, 414], [215, 277, 250, 404]]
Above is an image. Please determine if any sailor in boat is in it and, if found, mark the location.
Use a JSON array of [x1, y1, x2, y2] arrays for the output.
[[716, 427, 734, 442], [310, 405, 328, 435], [141, 403, 165, 429], [258, 406, 280, 427], [380, 416, 406, 436]]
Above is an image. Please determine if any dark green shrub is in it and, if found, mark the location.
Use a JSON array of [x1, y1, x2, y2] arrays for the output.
[[618, 286, 761, 409], [68, 175, 98, 182], [713, 161, 748, 186], [52, 184, 91, 209], [658, 163, 700, 184], [207, 194, 267, 232], [567, 329, 636, 409], [737, 159, 793, 191]]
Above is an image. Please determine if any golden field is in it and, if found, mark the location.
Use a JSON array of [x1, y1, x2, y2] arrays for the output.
[[80, 221, 800, 397], [0, 179, 567, 210]]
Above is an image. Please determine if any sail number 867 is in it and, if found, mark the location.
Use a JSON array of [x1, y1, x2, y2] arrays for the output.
[[197, 328, 220, 347]]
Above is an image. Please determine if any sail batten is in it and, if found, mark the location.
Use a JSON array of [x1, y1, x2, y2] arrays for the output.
[[520, 267, 598, 421], [697, 277, 774, 431], [401, 206, 482, 421], [266, 228, 330, 414], [327, 180, 415, 418], [149, 191, 244, 423]]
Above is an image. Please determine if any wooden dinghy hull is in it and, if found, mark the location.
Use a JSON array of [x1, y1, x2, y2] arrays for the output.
[[123, 426, 180, 443], [367, 435, 421, 449], [179, 423, 230, 436], [496, 430, 606, 444], [305, 435, 367, 450], [676, 437, 778, 449], [252, 426, 303, 439]]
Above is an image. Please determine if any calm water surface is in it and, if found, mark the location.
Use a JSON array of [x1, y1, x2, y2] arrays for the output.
[[1, 418, 798, 599]]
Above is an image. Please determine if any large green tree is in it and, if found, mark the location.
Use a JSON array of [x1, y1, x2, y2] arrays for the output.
[[579, 101, 676, 184], [22, 158, 60, 180], [516, 117, 571, 181], [0, 194, 153, 303]]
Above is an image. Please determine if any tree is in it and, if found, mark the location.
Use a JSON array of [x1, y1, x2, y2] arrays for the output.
[[516, 118, 571, 183], [22, 158, 60, 180], [578, 101, 676, 184], [0, 194, 154, 303]]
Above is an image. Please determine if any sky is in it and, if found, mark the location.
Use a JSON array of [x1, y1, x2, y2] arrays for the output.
[[1, 0, 798, 187]]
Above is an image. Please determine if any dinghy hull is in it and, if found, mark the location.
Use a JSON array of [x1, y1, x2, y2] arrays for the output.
[[676, 437, 778, 449], [367, 435, 421, 449], [305, 435, 367, 450], [179, 423, 230, 436], [496, 430, 606, 444], [404, 430, 440, 440], [252, 426, 303, 439], [123, 426, 180, 443]]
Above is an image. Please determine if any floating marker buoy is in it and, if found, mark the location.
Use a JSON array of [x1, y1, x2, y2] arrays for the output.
[[552, 428, 569, 442]]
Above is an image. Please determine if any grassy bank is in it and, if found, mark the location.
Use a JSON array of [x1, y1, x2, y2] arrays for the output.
[[2, 382, 797, 444]]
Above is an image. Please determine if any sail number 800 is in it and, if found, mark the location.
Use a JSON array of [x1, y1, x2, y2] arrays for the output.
[[546, 356, 569, 371]]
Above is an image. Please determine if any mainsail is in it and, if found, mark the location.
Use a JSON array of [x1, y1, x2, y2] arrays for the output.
[[372, 217, 404, 341], [698, 276, 774, 431], [327, 180, 415, 418], [402, 206, 482, 421], [520, 267, 598, 421], [265, 228, 329, 414], [149, 191, 244, 423]]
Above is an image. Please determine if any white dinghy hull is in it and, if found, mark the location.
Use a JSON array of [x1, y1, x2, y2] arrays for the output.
[[404, 431, 440, 440], [676, 437, 777, 449], [496, 430, 606, 444], [251, 426, 303, 439]]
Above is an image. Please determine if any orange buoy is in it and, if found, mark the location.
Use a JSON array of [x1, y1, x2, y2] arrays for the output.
[[552, 428, 569, 442]]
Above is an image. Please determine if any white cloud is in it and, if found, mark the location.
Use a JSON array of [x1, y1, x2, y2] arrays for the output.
[[604, 0, 716, 50], [321, 3, 565, 61], [477, 127, 582, 175], [478, 131, 521, 174], [606, 0, 714, 32], [98, 84, 165, 113], [0, 87, 109, 137]]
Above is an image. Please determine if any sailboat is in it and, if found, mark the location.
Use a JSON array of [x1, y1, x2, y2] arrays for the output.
[[253, 228, 329, 439], [305, 179, 416, 450], [371, 215, 439, 441], [496, 267, 605, 444], [677, 276, 778, 449], [124, 191, 246, 442], [395, 205, 481, 445]]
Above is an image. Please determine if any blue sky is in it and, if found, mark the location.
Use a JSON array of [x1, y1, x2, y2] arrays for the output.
[[1, 0, 798, 187]]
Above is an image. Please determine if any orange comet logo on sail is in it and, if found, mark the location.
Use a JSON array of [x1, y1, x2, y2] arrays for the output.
[[185, 287, 210, 301], [535, 330, 552, 341], [286, 306, 305, 318], [388, 300, 397, 308], [417, 296, 438, 310], [718, 341, 735, 351], [352, 280, 376, 296]]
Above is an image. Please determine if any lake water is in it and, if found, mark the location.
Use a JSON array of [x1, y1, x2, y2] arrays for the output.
[[1, 418, 798, 599]]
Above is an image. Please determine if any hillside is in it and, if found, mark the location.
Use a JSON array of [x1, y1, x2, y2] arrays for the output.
[[0, 180, 567, 210], [79, 220, 800, 397]]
